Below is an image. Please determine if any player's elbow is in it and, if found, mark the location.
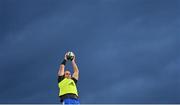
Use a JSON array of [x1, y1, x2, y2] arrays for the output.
[[75, 70, 79, 73], [74, 70, 79, 74]]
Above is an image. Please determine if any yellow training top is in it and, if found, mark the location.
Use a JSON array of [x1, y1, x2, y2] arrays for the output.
[[58, 78, 78, 96]]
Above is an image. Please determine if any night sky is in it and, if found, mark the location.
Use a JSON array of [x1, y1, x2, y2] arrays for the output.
[[0, 0, 180, 104]]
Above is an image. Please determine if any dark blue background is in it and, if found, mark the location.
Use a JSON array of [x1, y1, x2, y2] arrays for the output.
[[0, 0, 180, 104]]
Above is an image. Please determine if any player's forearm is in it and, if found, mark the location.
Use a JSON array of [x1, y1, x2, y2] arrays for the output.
[[72, 61, 79, 73], [58, 59, 67, 76]]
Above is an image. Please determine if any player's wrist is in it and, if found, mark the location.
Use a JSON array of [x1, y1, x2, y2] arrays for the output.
[[72, 60, 76, 64], [61, 59, 67, 65]]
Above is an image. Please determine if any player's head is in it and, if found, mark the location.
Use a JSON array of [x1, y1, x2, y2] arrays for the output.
[[64, 70, 71, 78]]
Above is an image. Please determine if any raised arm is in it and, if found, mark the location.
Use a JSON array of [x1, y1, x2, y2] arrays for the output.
[[72, 54, 79, 80], [58, 53, 68, 76]]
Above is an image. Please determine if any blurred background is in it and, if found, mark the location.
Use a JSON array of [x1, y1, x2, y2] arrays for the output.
[[0, 0, 180, 104]]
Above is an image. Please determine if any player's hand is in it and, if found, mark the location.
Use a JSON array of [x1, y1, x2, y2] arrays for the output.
[[64, 52, 68, 61], [72, 53, 76, 62]]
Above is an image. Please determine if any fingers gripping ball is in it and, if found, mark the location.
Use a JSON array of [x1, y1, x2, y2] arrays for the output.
[[66, 52, 74, 61]]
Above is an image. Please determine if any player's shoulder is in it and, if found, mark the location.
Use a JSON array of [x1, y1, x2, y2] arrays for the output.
[[58, 75, 65, 83], [71, 77, 78, 83]]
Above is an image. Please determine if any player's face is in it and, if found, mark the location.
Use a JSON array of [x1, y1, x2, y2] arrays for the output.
[[65, 71, 71, 78]]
